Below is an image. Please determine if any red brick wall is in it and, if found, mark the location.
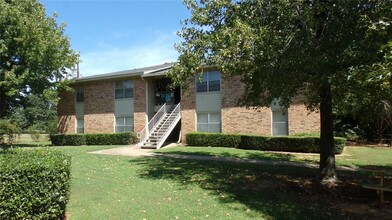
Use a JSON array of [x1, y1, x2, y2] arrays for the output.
[[134, 78, 147, 133], [288, 101, 320, 134], [57, 90, 76, 134], [84, 81, 115, 133], [181, 79, 196, 143], [221, 76, 272, 135]]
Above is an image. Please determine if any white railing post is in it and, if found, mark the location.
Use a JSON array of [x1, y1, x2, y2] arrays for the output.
[[138, 103, 167, 144], [155, 103, 181, 149]]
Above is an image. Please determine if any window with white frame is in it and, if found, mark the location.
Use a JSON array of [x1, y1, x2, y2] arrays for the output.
[[196, 71, 221, 93], [272, 109, 288, 136], [115, 116, 134, 132], [76, 87, 84, 102], [115, 80, 133, 99], [197, 112, 221, 133], [76, 117, 84, 133]]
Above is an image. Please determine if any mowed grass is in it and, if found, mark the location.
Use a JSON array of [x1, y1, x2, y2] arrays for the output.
[[156, 145, 392, 169], [54, 145, 389, 219]]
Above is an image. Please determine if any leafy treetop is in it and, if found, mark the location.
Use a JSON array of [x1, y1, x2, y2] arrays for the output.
[[0, 0, 79, 117]]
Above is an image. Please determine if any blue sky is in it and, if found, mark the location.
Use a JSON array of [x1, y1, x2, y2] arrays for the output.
[[40, 0, 191, 77]]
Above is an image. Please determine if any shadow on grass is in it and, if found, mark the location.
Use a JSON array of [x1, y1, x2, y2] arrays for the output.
[[156, 149, 319, 165], [357, 164, 392, 171], [130, 156, 379, 219]]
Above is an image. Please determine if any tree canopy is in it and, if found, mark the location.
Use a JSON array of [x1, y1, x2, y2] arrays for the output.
[[10, 94, 57, 133], [0, 0, 79, 118], [169, 0, 392, 181]]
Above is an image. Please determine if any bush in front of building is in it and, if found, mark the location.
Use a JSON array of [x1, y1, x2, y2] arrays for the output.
[[186, 132, 241, 148], [50, 134, 86, 146], [50, 132, 137, 146], [239, 135, 346, 154], [0, 148, 71, 219], [85, 132, 137, 145], [186, 132, 346, 154]]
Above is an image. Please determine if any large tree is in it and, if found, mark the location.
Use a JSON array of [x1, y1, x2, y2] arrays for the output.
[[0, 0, 79, 117], [11, 94, 57, 132], [169, 0, 392, 182]]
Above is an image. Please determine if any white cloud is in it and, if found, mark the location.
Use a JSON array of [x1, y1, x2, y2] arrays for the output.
[[78, 32, 180, 77]]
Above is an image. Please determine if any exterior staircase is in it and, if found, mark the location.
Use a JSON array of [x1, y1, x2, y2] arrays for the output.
[[138, 103, 181, 149]]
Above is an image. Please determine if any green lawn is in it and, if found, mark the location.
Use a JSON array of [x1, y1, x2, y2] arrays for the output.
[[156, 146, 392, 169], [52, 145, 390, 219]]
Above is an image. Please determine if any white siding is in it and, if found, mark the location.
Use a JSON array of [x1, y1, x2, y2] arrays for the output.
[[75, 102, 84, 118], [272, 110, 288, 136], [115, 98, 134, 116], [196, 92, 221, 112]]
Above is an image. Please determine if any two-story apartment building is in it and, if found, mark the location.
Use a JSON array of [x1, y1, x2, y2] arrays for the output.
[[57, 63, 319, 148]]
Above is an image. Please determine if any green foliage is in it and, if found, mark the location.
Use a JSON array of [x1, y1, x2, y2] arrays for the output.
[[50, 132, 137, 146], [171, 0, 391, 108], [170, 0, 391, 177], [0, 119, 21, 144], [0, 0, 79, 117], [186, 132, 241, 148], [85, 133, 137, 145], [11, 94, 58, 132], [46, 120, 58, 135], [239, 135, 346, 154], [186, 132, 346, 154], [0, 148, 71, 219], [29, 131, 41, 142], [291, 132, 320, 137], [50, 134, 86, 146]]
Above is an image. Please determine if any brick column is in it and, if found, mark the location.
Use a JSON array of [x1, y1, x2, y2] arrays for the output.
[[57, 89, 76, 134], [181, 79, 196, 143]]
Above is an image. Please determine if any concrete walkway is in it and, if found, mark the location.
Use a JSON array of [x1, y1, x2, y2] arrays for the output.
[[89, 145, 358, 172], [89, 144, 156, 157]]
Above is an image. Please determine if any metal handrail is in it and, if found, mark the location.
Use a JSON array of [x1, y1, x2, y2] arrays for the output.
[[138, 103, 167, 143], [155, 103, 181, 148]]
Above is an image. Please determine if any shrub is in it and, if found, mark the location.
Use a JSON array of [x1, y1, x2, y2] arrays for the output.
[[0, 119, 21, 145], [85, 132, 137, 145], [50, 134, 86, 146], [28, 128, 41, 142], [186, 132, 241, 148], [186, 132, 346, 154], [291, 132, 320, 137], [50, 132, 137, 146], [0, 149, 71, 219], [239, 135, 346, 154], [46, 120, 58, 135]]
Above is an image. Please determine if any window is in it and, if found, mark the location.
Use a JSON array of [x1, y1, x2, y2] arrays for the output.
[[76, 87, 84, 102], [76, 118, 84, 133], [115, 116, 134, 132], [196, 71, 220, 93], [197, 112, 221, 133], [272, 109, 288, 136], [115, 80, 133, 99]]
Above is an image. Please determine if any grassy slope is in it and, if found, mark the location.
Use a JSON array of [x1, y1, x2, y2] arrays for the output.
[[57, 145, 360, 219]]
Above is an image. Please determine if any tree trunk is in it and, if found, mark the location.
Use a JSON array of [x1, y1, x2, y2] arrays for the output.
[[0, 89, 7, 118], [319, 82, 337, 182]]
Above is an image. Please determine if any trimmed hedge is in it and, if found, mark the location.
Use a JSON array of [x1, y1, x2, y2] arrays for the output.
[[186, 132, 346, 154], [239, 135, 346, 154], [186, 132, 241, 148], [50, 132, 137, 146], [0, 149, 71, 219], [50, 134, 85, 146]]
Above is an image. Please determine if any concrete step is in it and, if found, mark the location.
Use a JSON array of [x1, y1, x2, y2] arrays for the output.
[[141, 144, 157, 149]]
